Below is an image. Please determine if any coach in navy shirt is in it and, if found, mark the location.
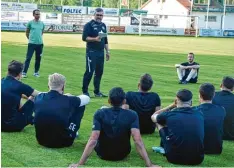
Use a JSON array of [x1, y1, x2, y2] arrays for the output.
[[213, 76, 234, 140], [151, 89, 204, 165], [124, 73, 161, 134], [1, 60, 40, 132], [82, 8, 110, 97], [70, 87, 158, 167], [198, 83, 226, 154], [34, 73, 90, 148]]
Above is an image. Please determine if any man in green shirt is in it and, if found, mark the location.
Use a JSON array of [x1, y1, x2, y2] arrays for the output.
[[22, 9, 45, 78]]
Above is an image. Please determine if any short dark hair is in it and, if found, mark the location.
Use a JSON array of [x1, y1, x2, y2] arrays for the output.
[[109, 87, 126, 107], [140, 73, 153, 92], [8, 60, 23, 77], [95, 7, 103, 13], [222, 76, 234, 90], [33, 9, 40, 15], [176, 89, 193, 102], [199, 83, 215, 100], [188, 52, 195, 57]]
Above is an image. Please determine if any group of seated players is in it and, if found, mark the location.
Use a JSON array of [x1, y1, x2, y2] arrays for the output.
[[2, 53, 234, 167]]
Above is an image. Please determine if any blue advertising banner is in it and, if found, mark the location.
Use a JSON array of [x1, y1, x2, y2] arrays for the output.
[[1, 26, 26, 31], [1, 21, 84, 32], [200, 29, 222, 37], [62, 6, 87, 14], [223, 30, 234, 37], [1, 21, 27, 31]]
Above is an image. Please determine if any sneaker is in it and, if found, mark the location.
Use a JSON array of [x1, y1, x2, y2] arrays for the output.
[[94, 92, 108, 97], [22, 73, 27, 78], [182, 80, 188, 84], [33, 72, 40, 77], [152, 146, 165, 154], [83, 92, 90, 97], [178, 80, 183, 84]]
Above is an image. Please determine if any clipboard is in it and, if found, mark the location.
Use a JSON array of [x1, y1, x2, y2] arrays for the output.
[[98, 31, 107, 38]]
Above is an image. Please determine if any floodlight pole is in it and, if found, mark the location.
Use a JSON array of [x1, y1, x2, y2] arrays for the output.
[[222, 0, 227, 30], [195, 16, 199, 38], [205, 0, 210, 29], [139, 13, 142, 36]]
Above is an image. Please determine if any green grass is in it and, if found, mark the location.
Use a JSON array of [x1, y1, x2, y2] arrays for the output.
[[1, 32, 234, 167]]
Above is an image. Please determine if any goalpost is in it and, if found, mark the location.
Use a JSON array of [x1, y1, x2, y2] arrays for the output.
[[135, 14, 199, 37]]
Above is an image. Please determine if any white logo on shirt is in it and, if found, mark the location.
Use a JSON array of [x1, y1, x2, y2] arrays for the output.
[[69, 123, 76, 131]]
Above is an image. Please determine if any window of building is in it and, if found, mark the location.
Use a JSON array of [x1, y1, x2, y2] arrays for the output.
[[157, 0, 160, 3], [164, 15, 168, 19], [162, 0, 166, 3], [194, 0, 209, 4], [205, 16, 217, 22], [219, 0, 234, 5], [227, 0, 234, 5]]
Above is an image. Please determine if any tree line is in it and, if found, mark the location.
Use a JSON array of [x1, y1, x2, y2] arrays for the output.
[[6, 0, 149, 9]]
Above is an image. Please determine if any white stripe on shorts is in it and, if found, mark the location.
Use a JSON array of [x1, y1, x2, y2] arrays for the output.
[[87, 57, 91, 73]]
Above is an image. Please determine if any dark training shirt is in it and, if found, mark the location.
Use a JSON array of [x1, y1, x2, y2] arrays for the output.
[[82, 20, 108, 51], [34, 90, 81, 146], [181, 62, 200, 80], [213, 90, 234, 140], [198, 103, 226, 154], [1, 76, 34, 127], [157, 107, 204, 163], [126, 91, 161, 134], [93, 107, 139, 160]]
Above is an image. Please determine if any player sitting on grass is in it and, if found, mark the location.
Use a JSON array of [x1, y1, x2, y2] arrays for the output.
[[198, 83, 226, 154], [69, 87, 159, 167], [122, 73, 161, 134], [175, 52, 200, 84], [1, 60, 40, 132], [151, 89, 204, 165], [34, 73, 90, 148], [213, 76, 234, 140]]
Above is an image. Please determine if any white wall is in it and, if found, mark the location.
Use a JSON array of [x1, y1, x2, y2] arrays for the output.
[[142, 0, 234, 29], [223, 13, 234, 30], [142, 0, 160, 15], [194, 12, 234, 30], [142, 0, 188, 15], [142, 0, 190, 28], [159, 15, 190, 28], [160, 0, 188, 15], [193, 12, 222, 29]]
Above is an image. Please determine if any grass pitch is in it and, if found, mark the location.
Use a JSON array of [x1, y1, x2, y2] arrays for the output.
[[1, 32, 234, 167]]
